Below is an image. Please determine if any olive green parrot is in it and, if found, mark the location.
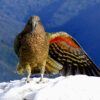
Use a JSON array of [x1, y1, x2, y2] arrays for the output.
[[14, 16, 100, 83]]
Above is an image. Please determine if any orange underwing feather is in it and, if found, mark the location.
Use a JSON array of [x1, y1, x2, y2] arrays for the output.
[[50, 37, 80, 49]]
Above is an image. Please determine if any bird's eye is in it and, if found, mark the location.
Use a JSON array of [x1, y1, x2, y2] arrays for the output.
[[38, 20, 42, 25], [27, 20, 32, 25]]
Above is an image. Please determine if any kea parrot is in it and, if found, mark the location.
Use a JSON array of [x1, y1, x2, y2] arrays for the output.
[[14, 16, 100, 83]]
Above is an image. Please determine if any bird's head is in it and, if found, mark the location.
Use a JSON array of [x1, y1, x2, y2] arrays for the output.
[[24, 16, 44, 33]]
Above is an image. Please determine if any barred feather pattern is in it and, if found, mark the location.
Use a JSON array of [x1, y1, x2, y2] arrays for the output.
[[49, 32, 100, 76]]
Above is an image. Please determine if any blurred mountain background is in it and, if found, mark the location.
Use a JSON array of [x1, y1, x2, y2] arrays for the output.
[[0, 0, 100, 82]]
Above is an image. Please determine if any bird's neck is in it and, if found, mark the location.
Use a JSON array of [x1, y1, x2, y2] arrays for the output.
[[33, 25, 46, 37]]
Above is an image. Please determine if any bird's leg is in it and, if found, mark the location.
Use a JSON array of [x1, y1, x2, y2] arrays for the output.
[[38, 61, 46, 83], [40, 74, 44, 82], [26, 65, 31, 83], [40, 64, 45, 82]]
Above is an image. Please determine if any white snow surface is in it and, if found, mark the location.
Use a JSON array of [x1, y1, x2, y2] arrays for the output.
[[0, 75, 100, 100]]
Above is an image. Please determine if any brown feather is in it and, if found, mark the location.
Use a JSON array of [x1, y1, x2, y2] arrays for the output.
[[14, 16, 49, 81]]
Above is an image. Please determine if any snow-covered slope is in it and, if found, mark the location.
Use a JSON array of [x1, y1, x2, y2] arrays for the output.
[[0, 75, 100, 100]]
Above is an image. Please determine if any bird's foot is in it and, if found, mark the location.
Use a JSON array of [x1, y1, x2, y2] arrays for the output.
[[25, 78, 32, 83], [36, 78, 49, 84], [37, 79, 45, 84]]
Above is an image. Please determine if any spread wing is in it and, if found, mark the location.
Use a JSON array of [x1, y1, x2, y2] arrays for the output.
[[47, 32, 100, 76]]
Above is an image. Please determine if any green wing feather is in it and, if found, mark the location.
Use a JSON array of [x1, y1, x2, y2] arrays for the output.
[[14, 33, 23, 57], [45, 56, 63, 75], [14, 32, 25, 74]]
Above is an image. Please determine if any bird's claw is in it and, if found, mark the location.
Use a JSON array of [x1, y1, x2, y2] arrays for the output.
[[36, 78, 49, 84], [36, 79, 45, 84], [25, 78, 32, 83]]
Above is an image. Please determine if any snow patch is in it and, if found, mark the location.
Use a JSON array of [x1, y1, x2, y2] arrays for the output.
[[0, 75, 100, 100]]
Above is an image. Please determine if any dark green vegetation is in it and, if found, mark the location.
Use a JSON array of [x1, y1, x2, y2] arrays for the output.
[[0, 0, 100, 82]]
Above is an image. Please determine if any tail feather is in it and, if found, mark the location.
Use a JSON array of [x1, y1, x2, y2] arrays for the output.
[[45, 56, 63, 75], [16, 63, 25, 74]]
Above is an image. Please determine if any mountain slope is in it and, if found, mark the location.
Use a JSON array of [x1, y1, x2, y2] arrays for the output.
[[0, 42, 21, 82], [0, 75, 100, 100]]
